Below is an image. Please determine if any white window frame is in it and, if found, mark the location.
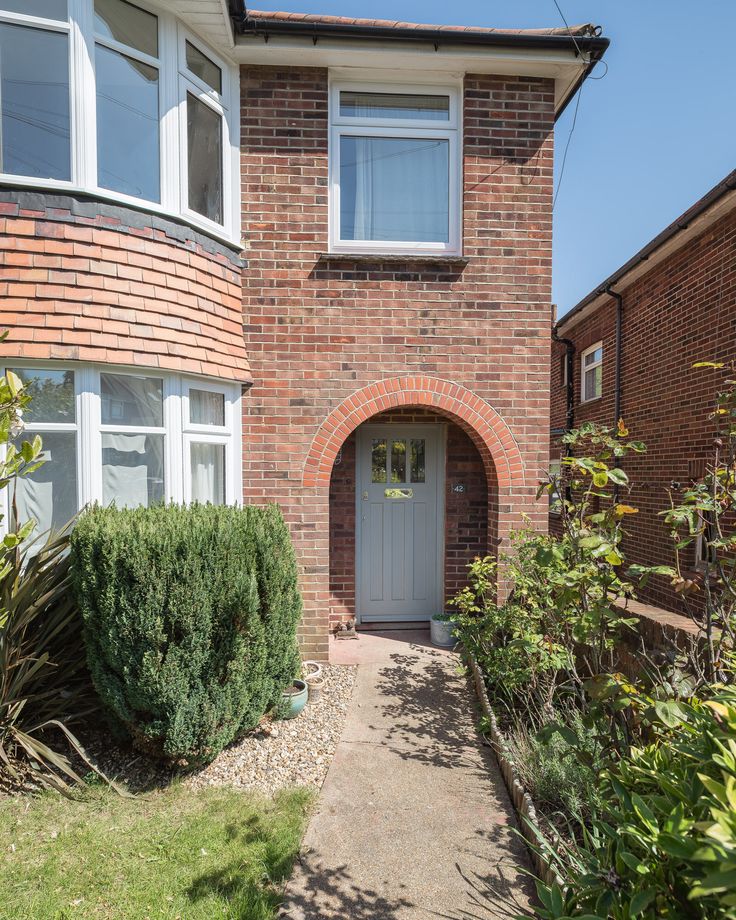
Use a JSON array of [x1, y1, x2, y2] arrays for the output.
[[1, 362, 242, 534], [328, 78, 462, 256], [0, 0, 240, 243], [580, 342, 603, 403]]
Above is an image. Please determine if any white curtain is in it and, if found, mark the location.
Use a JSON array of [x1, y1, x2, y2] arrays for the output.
[[341, 135, 449, 243], [191, 442, 224, 505], [102, 432, 164, 508]]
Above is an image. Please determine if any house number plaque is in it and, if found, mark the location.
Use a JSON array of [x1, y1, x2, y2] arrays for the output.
[[452, 484, 466, 493]]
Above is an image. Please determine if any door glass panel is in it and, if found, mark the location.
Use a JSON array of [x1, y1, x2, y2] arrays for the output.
[[410, 439, 425, 483], [390, 440, 406, 483], [10, 368, 75, 424], [190, 442, 225, 504], [13, 431, 77, 535], [94, 0, 158, 58], [371, 439, 387, 483], [189, 388, 225, 426], [0, 23, 70, 181], [4, 1, 68, 19], [185, 40, 221, 93], [95, 44, 160, 202], [102, 432, 164, 507], [101, 373, 163, 427], [187, 92, 222, 223]]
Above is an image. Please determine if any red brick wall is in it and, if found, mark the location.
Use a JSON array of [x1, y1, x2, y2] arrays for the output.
[[550, 207, 736, 611], [0, 195, 249, 381], [242, 65, 555, 659], [328, 409, 489, 626]]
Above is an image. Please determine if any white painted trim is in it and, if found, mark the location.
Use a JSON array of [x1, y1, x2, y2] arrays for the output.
[[354, 423, 446, 624], [580, 341, 603, 404], [328, 76, 462, 257], [0, 0, 240, 244]]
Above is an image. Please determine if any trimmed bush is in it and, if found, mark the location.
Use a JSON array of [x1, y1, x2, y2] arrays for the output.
[[70, 503, 302, 766]]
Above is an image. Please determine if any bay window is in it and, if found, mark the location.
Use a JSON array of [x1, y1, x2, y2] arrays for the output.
[[4, 365, 242, 537], [330, 81, 461, 255], [0, 0, 237, 239]]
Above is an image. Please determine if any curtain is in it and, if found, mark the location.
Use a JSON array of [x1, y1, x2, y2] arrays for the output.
[[191, 442, 224, 505], [13, 432, 77, 536], [102, 432, 164, 508]]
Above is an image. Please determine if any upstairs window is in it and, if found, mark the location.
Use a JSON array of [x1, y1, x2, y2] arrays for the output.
[[0, 0, 236, 239], [581, 342, 603, 403], [329, 81, 461, 256]]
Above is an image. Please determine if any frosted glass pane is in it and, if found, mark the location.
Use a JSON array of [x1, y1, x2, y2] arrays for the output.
[[94, 0, 158, 57], [190, 389, 225, 426], [190, 442, 225, 505], [101, 373, 162, 426], [13, 431, 77, 535], [0, 23, 70, 181], [340, 92, 449, 120], [96, 44, 159, 201], [187, 92, 222, 223], [10, 368, 75, 424], [340, 136, 449, 243], [102, 432, 164, 507]]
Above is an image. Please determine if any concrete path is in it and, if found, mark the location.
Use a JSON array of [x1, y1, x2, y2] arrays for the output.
[[280, 630, 533, 920]]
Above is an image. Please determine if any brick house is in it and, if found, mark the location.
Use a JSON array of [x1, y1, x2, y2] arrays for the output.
[[0, 2, 608, 660], [550, 169, 736, 615]]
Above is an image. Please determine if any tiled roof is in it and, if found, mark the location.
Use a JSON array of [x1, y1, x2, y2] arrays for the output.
[[245, 10, 601, 39]]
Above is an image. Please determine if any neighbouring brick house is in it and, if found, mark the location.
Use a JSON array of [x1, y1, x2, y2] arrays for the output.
[[550, 169, 736, 616], [0, 2, 608, 660]]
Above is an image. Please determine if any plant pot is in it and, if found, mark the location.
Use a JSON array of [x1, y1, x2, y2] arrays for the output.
[[282, 679, 308, 719], [430, 615, 456, 648], [303, 660, 323, 683], [307, 677, 325, 703]]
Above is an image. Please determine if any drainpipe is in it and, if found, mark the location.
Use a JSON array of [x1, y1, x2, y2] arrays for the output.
[[552, 325, 575, 456], [607, 285, 624, 428]]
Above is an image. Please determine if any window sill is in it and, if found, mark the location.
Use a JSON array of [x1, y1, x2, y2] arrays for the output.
[[579, 395, 603, 407], [319, 252, 469, 267]]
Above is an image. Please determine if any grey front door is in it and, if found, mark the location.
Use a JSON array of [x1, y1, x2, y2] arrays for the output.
[[356, 425, 444, 622]]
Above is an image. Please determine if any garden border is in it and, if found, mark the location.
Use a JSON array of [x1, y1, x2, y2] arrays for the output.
[[466, 650, 559, 887]]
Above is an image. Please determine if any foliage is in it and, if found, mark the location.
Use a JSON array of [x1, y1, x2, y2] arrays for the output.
[[0, 531, 99, 794], [0, 782, 313, 919], [507, 707, 604, 822], [524, 693, 736, 920], [70, 503, 302, 767]]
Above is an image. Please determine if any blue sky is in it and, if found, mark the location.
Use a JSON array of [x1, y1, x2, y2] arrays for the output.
[[250, 0, 736, 314]]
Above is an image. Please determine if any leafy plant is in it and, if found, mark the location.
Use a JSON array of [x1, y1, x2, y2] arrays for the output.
[[70, 503, 302, 767]]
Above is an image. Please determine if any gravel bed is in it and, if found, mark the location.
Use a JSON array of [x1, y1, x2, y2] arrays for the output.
[[186, 664, 356, 796]]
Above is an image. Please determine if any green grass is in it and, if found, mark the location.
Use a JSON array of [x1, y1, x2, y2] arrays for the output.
[[0, 783, 313, 920]]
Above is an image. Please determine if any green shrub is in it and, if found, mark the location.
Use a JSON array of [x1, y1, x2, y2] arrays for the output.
[[70, 503, 302, 766]]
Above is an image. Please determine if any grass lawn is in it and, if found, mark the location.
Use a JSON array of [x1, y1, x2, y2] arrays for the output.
[[0, 783, 312, 920]]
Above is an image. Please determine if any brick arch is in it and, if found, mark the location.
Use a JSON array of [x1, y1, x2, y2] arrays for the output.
[[303, 376, 524, 489]]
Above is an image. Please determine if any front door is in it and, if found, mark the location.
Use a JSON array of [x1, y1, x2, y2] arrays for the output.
[[356, 425, 444, 622]]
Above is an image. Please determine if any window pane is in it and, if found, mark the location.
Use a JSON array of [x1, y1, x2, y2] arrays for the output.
[[190, 389, 225, 426], [187, 93, 222, 224], [371, 439, 387, 483], [410, 439, 425, 483], [101, 373, 163, 427], [185, 40, 221, 93], [390, 440, 406, 483], [584, 366, 602, 400], [3, 1, 67, 19], [0, 23, 70, 180], [190, 442, 225, 505], [340, 136, 449, 243], [102, 432, 164, 508], [10, 368, 75, 424], [96, 44, 160, 201], [13, 431, 77, 535], [585, 347, 602, 367], [94, 0, 158, 58], [340, 92, 449, 121]]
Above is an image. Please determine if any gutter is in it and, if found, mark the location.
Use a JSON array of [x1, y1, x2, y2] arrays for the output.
[[558, 170, 736, 334]]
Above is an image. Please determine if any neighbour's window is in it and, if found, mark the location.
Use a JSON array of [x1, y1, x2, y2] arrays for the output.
[[0, 0, 235, 237], [330, 82, 460, 255], [548, 459, 562, 514], [581, 342, 603, 402], [4, 366, 241, 537]]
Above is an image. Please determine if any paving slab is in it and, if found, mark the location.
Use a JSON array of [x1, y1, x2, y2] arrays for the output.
[[280, 631, 533, 919]]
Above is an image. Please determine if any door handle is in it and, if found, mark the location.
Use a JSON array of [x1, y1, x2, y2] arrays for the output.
[[362, 490, 368, 500]]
